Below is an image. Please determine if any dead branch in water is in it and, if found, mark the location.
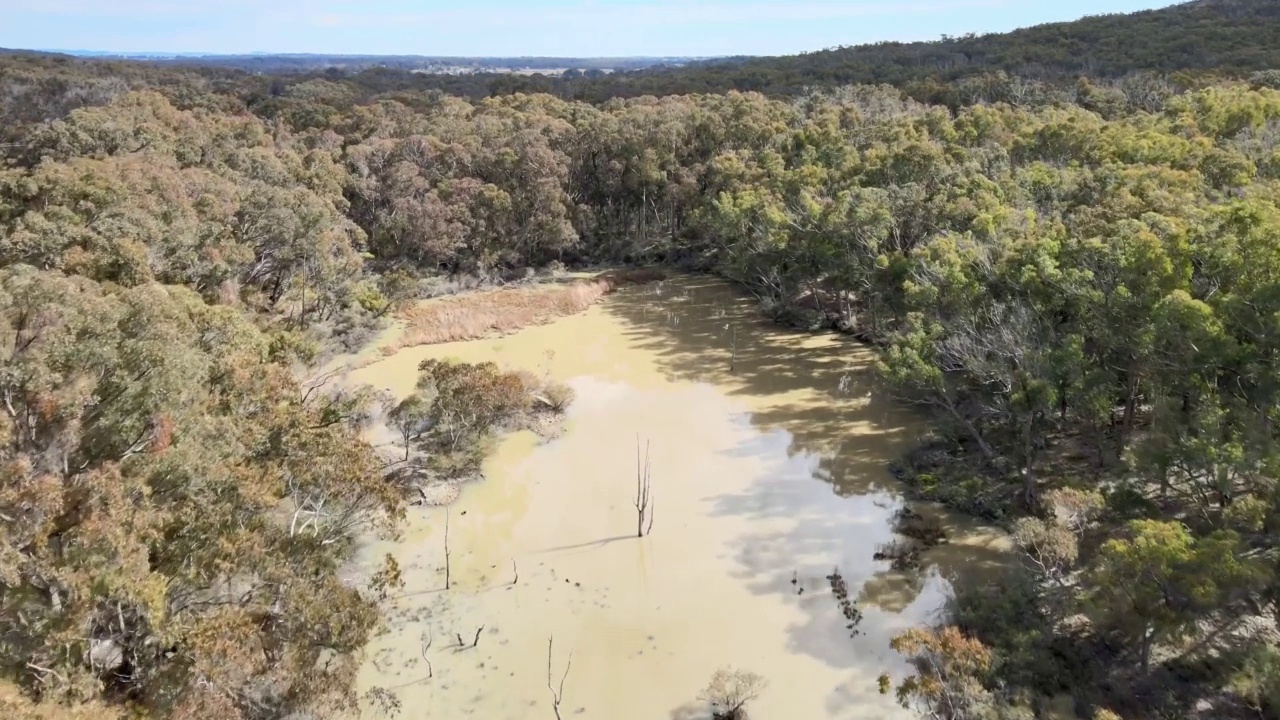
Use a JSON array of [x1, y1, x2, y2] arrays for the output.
[[419, 630, 433, 679], [374, 630, 436, 693], [546, 634, 573, 720], [443, 506, 451, 590], [729, 324, 738, 372], [634, 436, 655, 538], [452, 626, 484, 649], [826, 567, 864, 637]]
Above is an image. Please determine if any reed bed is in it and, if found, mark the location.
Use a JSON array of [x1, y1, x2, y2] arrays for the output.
[[384, 268, 666, 353]]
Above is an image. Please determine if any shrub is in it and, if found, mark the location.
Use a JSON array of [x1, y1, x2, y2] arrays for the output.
[[949, 570, 1065, 694], [894, 506, 947, 547], [511, 368, 542, 395], [1231, 643, 1280, 717], [416, 359, 530, 450], [1011, 516, 1079, 581], [328, 306, 383, 353], [541, 380, 575, 412], [874, 539, 923, 570]]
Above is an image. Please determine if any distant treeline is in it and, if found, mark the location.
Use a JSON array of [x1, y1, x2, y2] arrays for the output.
[[6, 0, 1277, 107], [86, 54, 689, 74]]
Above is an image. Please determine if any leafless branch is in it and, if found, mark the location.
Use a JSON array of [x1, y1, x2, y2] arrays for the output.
[[633, 436, 654, 538], [419, 630, 433, 679], [546, 635, 573, 720], [300, 369, 342, 405], [26, 662, 65, 684]]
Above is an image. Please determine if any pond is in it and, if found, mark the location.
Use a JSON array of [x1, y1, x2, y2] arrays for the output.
[[344, 276, 1012, 720]]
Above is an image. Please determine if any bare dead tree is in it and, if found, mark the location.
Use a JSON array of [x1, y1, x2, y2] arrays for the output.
[[512, 559, 519, 585], [451, 626, 484, 649], [698, 667, 768, 720], [633, 437, 655, 538], [443, 506, 451, 590], [546, 635, 573, 720]]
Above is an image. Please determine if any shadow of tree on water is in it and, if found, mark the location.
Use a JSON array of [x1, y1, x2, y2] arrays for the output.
[[603, 276, 1015, 716], [669, 700, 711, 720]]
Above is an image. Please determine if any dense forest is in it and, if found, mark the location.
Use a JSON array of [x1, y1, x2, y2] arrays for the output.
[[3, 2, 1280, 718]]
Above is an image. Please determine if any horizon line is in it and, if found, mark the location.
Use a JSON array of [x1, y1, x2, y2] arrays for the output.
[[18, 48, 735, 61]]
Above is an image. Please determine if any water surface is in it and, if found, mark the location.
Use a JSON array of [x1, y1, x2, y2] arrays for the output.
[[346, 277, 1011, 720]]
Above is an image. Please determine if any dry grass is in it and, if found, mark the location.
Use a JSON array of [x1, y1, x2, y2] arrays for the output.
[[384, 268, 666, 353]]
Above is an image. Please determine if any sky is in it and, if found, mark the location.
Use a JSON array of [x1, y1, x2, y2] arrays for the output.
[[0, 0, 1183, 58]]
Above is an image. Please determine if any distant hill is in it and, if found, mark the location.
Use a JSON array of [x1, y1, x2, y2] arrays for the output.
[[218, 0, 1280, 102], [557, 0, 1280, 99], [3, 0, 1279, 108]]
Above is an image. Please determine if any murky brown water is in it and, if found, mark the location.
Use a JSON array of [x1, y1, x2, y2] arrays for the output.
[[340, 276, 1012, 720]]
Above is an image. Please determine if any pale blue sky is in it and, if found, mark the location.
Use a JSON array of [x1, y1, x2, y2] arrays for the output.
[[0, 0, 1182, 57]]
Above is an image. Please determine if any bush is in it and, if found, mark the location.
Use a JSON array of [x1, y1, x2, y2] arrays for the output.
[[903, 466, 1009, 521], [949, 570, 1071, 695], [873, 539, 923, 570], [541, 380, 575, 412], [329, 307, 383, 353], [1231, 643, 1280, 717], [267, 329, 321, 365], [415, 359, 531, 452], [894, 505, 947, 547]]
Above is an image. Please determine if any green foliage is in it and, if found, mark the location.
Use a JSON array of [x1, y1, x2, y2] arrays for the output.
[[0, 265, 403, 719], [1231, 643, 1280, 718], [950, 571, 1063, 694], [1089, 521, 1266, 672], [392, 359, 537, 473], [5, 18, 1280, 717]]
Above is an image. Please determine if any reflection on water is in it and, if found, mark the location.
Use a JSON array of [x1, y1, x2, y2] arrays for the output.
[[346, 276, 1011, 720]]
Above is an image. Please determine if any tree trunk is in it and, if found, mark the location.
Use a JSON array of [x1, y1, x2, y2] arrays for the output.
[[1118, 375, 1140, 457], [1139, 624, 1153, 675], [1021, 413, 1038, 507], [941, 395, 997, 465]]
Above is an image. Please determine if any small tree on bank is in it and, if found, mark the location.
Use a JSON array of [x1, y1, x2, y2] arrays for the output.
[[884, 626, 994, 720]]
